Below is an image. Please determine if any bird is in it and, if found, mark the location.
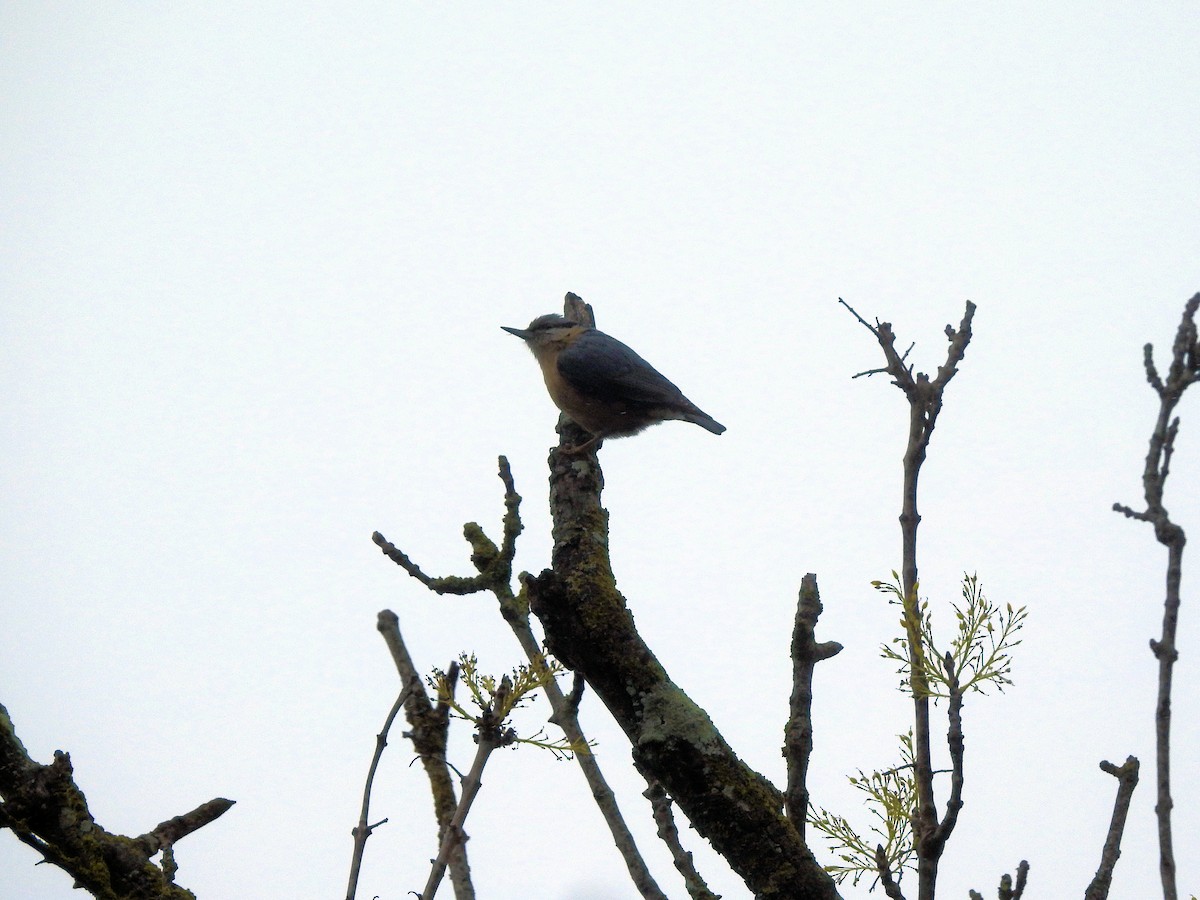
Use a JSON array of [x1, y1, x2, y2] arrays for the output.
[[502, 313, 725, 452]]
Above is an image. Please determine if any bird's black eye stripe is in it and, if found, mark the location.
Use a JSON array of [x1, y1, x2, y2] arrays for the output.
[[531, 316, 578, 331]]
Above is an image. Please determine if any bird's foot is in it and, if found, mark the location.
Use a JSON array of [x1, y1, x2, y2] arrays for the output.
[[558, 435, 602, 455]]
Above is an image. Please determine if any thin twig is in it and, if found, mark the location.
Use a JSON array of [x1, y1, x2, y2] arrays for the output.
[[643, 777, 722, 900], [373, 532, 491, 596], [486, 455, 670, 900], [839, 298, 880, 333], [346, 683, 417, 900], [502, 618, 670, 900]]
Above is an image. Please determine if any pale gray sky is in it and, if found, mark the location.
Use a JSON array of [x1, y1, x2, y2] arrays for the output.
[[2, 4, 1198, 899]]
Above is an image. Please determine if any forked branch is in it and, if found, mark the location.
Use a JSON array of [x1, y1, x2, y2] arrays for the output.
[[0, 701, 233, 900], [843, 298, 977, 900]]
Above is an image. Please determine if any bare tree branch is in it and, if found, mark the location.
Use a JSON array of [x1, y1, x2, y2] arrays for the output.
[[785, 574, 843, 833], [1084, 756, 1139, 900], [1112, 292, 1199, 900], [486, 463, 656, 871], [0, 702, 232, 900]]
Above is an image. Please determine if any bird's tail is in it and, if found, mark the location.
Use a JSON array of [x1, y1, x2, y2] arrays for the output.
[[686, 410, 726, 435]]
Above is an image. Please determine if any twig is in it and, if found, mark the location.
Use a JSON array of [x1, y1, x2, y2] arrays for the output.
[[373, 533, 489, 596], [1111, 292, 1199, 900], [551, 672, 586, 723], [845, 298, 976, 900], [133, 797, 236, 857], [642, 777, 722, 900], [1084, 757, 1140, 900], [346, 683, 417, 900], [927, 652, 964, 855], [784, 573, 843, 833]]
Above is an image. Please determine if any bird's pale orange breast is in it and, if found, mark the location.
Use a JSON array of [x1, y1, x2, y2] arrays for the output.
[[536, 355, 639, 435]]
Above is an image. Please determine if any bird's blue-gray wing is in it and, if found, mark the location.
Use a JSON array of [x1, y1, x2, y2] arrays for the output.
[[557, 330, 687, 405]]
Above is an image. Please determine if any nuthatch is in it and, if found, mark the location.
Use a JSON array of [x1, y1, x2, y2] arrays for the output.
[[502, 313, 725, 451]]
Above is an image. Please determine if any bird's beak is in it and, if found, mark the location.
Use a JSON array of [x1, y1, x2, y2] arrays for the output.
[[500, 325, 529, 339]]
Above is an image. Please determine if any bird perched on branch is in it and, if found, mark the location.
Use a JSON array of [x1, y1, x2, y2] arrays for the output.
[[502, 313, 725, 452]]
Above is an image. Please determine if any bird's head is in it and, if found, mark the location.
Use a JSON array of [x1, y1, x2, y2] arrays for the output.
[[501, 314, 589, 353]]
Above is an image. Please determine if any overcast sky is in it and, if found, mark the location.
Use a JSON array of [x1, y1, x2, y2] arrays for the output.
[[2, 5, 1198, 899]]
